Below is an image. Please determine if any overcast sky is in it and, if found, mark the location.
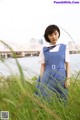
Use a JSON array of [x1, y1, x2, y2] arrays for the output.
[[0, 0, 80, 45]]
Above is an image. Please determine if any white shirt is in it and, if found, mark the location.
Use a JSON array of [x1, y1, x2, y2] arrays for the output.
[[39, 43, 70, 64]]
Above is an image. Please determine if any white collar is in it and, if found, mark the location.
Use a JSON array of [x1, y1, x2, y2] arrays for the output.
[[43, 42, 59, 47]]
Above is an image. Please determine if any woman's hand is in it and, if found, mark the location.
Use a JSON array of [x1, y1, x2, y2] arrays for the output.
[[64, 79, 70, 88]]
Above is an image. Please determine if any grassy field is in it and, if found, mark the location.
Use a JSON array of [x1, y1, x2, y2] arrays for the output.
[[0, 74, 80, 120]]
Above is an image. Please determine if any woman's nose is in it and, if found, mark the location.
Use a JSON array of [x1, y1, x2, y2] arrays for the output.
[[52, 35, 56, 39]]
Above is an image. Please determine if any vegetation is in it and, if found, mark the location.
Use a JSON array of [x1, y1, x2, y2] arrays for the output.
[[0, 74, 80, 120]]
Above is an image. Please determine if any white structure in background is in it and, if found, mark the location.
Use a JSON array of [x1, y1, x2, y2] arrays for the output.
[[21, 38, 42, 57], [0, 38, 42, 51], [22, 38, 42, 51], [0, 40, 22, 51], [68, 41, 80, 54], [0, 39, 42, 58]]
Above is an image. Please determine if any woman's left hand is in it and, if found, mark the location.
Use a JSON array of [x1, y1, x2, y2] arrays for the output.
[[64, 79, 70, 88]]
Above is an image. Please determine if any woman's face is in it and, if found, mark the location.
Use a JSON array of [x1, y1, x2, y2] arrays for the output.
[[48, 30, 59, 44]]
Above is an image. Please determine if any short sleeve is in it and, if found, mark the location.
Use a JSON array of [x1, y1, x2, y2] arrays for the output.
[[38, 47, 45, 64], [65, 45, 70, 62]]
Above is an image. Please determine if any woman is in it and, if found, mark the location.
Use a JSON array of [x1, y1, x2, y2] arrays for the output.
[[36, 25, 70, 101]]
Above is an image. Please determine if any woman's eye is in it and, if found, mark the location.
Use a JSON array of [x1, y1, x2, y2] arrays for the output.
[[54, 32, 57, 35], [49, 34, 53, 37]]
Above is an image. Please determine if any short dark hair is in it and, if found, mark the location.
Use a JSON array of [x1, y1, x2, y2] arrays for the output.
[[44, 25, 60, 43]]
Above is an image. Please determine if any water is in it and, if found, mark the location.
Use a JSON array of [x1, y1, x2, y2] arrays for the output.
[[70, 54, 80, 72], [0, 54, 80, 77], [0, 57, 40, 77]]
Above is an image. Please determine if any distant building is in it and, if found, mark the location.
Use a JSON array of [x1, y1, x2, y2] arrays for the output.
[[21, 38, 42, 51], [0, 39, 42, 52], [38, 39, 43, 44], [0, 39, 42, 58], [68, 41, 80, 54]]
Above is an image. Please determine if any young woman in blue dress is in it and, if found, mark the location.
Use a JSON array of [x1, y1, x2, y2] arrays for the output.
[[36, 25, 70, 101]]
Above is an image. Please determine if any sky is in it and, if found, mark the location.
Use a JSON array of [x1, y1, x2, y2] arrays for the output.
[[0, 0, 80, 45]]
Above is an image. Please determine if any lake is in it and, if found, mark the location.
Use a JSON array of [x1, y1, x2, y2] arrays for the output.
[[0, 54, 80, 77]]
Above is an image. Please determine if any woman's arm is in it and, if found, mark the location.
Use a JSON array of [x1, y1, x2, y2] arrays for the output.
[[64, 62, 70, 88], [40, 63, 45, 79], [64, 45, 70, 88]]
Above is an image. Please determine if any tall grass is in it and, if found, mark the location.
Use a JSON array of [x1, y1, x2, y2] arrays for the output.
[[0, 75, 80, 120], [0, 40, 80, 120]]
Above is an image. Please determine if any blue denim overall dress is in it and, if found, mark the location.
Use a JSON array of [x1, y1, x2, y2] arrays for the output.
[[36, 44, 68, 100]]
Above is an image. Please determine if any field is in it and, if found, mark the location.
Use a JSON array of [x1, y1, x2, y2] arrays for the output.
[[0, 74, 80, 120]]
